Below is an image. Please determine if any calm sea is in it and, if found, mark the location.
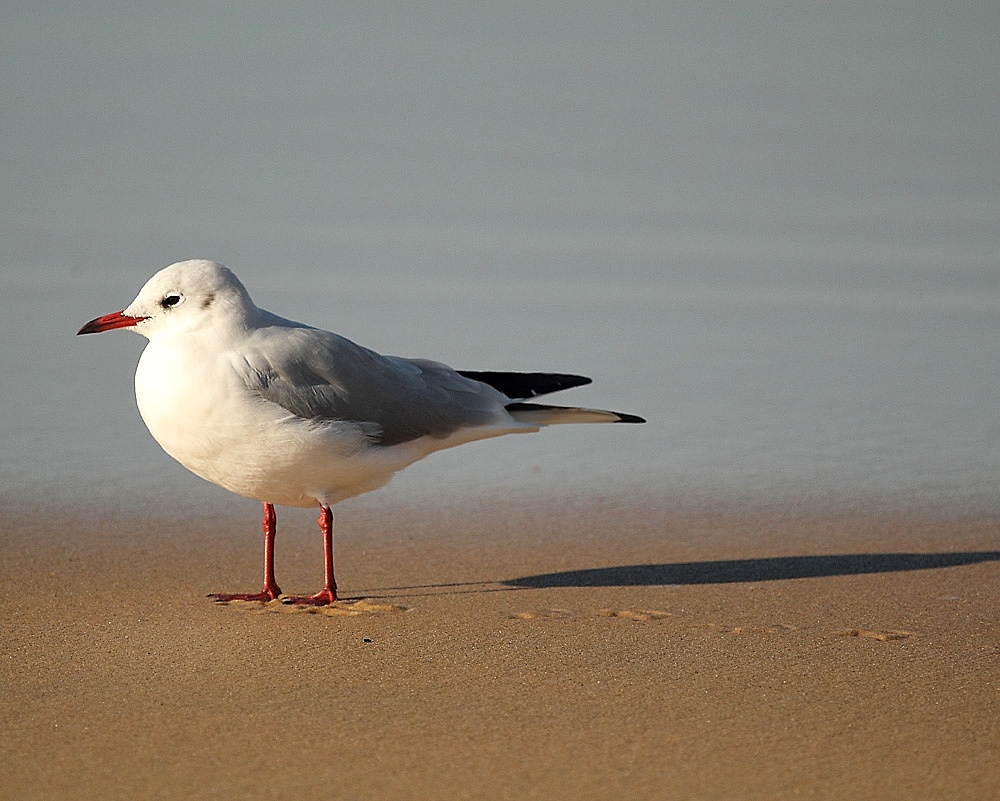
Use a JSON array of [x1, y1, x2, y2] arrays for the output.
[[2, 4, 997, 515]]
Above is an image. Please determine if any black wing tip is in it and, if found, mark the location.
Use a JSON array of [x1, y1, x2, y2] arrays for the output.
[[457, 371, 592, 399], [458, 371, 644, 420]]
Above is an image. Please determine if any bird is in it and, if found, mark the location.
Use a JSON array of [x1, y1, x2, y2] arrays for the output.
[[77, 260, 645, 605]]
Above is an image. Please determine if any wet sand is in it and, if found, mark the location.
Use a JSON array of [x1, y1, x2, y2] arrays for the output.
[[2, 494, 998, 800]]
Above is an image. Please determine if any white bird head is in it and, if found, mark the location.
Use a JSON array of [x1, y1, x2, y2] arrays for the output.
[[77, 259, 257, 339]]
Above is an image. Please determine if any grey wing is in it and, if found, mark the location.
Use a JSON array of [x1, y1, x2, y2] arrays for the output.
[[239, 325, 506, 446]]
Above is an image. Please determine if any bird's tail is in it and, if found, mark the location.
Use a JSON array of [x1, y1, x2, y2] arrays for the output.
[[457, 370, 645, 425], [505, 402, 645, 426]]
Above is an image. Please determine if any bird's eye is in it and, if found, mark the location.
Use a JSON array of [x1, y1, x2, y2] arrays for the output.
[[160, 294, 183, 309]]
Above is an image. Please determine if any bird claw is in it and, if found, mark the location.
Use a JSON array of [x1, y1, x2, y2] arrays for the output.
[[210, 585, 282, 603], [281, 588, 337, 606]]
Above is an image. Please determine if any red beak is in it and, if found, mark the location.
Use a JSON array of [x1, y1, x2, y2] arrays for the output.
[[77, 311, 149, 335]]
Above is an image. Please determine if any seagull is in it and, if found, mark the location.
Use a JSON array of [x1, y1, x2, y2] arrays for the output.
[[78, 260, 645, 605]]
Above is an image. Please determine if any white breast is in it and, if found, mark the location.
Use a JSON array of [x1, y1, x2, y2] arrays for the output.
[[133, 336, 438, 507]]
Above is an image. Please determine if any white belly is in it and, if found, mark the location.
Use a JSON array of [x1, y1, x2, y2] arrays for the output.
[[132, 338, 529, 507], [133, 340, 402, 506]]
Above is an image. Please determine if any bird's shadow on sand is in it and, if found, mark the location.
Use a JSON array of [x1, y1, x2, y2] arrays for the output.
[[361, 551, 1000, 598], [503, 551, 1000, 589]]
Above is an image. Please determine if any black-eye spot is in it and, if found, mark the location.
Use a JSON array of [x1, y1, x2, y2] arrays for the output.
[[160, 294, 182, 309], [201, 292, 216, 310]]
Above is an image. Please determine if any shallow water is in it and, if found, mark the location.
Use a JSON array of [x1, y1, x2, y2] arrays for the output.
[[2, 4, 998, 512]]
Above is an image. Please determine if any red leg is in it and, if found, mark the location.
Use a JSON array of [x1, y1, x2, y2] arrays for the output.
[[284, 505, 337, 606], [212, 502, 283, 602]]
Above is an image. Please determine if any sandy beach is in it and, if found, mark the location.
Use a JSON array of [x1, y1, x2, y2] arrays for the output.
[[1, 493, 997, 800]]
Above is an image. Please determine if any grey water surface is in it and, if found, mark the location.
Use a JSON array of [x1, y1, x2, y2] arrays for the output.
[[2, 3, 997, 515]]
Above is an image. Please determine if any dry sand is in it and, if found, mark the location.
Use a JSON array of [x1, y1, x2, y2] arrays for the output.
[[2, 493, 998, 800]]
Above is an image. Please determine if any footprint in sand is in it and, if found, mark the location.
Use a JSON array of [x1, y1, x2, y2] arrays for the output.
[[509, 608, 574, 620], [598, 608, 673, 622], [509, 608, 673, 621], [218, 598, 408, 616], [840, 628, 913, 641]]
